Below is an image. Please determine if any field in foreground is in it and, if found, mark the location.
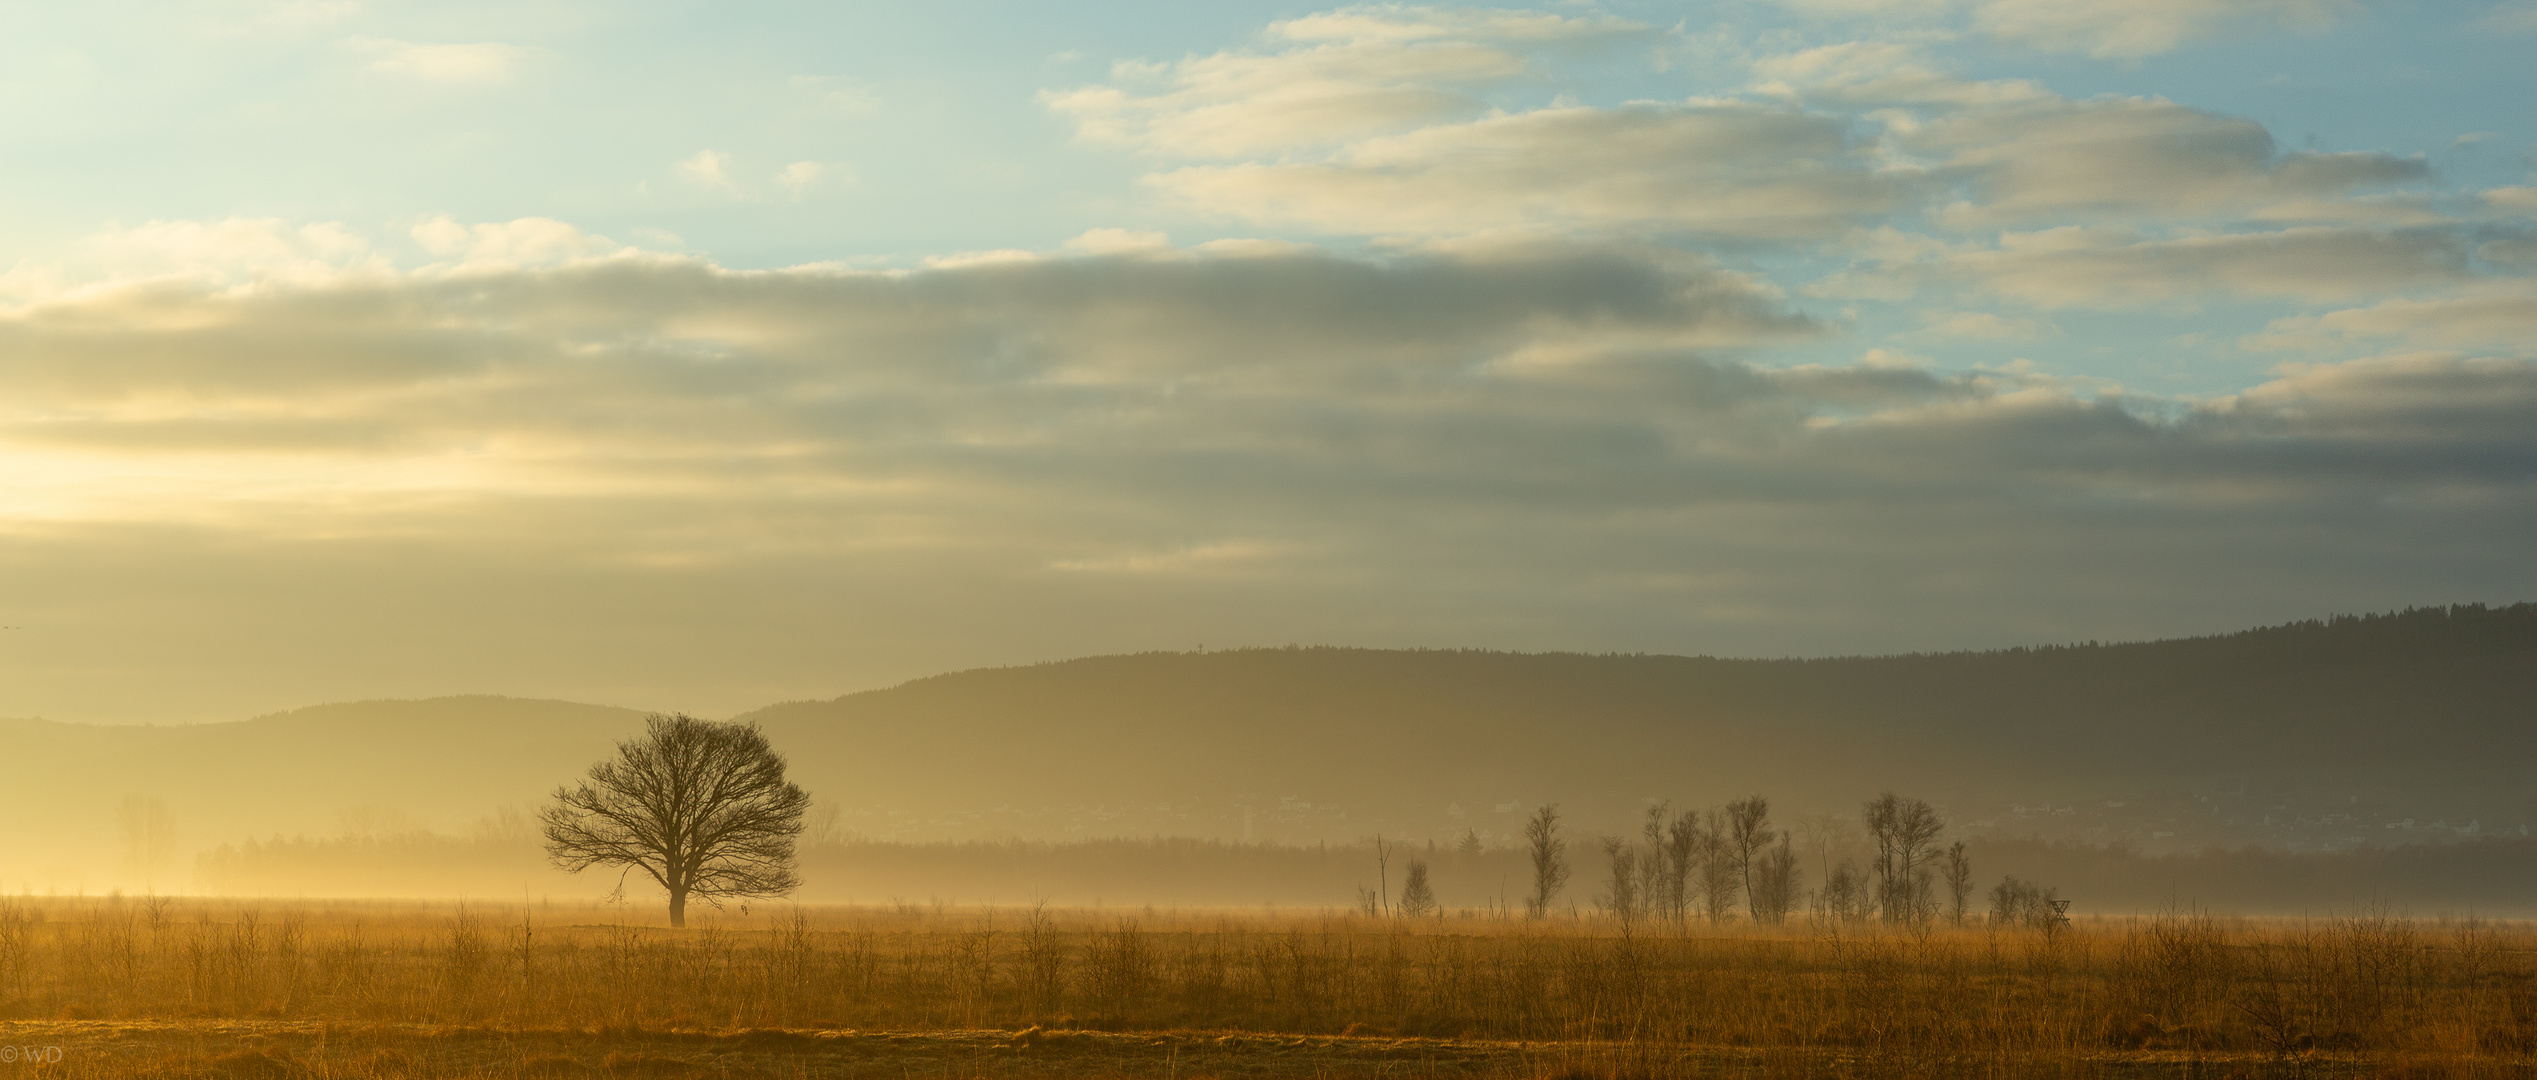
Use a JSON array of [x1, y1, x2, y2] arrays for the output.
[[0, 898, 2530, 1077]]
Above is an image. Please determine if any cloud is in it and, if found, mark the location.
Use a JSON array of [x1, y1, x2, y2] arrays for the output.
[[1043, 44, 1511, 159], [1042, 5, 1645, 158], [1752, 44, 2425, 226], [1268, 6, 1647, 44], [2479, 2, 2537, 33], [409, 216, 623, 268], [0, 218, 390, 299], [5, 240, 2536, 721], [1972, 0, 2356, 59], [677, 150, 741, 194], [2248, 195, 2448, 227], [1066, 26, 2424, 244], [1900, 94, 2426, 227], [345, 38, 538, 83], [1064, 228, 1175, 255], [669, 154, 850, 202], [2208, 352, 2537, 457], [1749, 42, 2053, 108], [1844, 225, 2476, 309], [2246, 286, 2537, 353], [1050, 540, 1303, 576], [0, 244, 2517, 543], [0, 243, 1817, 463], [1152, 100, 1923, 240], [260, 0, 359, 28], [774, 161, 851, 198], [2486, 187, 2537, 216], [0, 217, 635, 308], [1911, 310, 2052, 340], [2482, 236, 2537, 269], [1775, 0, 2358, 59], [788, 75, 879, 113]]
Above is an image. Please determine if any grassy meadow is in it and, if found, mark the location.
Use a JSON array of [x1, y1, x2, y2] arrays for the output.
[[0, 896, 2530, 1077]]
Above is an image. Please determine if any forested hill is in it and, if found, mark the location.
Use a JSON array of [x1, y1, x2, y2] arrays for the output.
[[736, 603, 2537, 839], [4, 604, 2532, 888]]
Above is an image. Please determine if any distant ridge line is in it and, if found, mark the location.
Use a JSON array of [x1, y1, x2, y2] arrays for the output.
[[771, 600, 2537, 708]]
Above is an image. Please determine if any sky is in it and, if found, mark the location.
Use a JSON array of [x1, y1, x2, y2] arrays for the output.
[[1, 0, 2533, 724]]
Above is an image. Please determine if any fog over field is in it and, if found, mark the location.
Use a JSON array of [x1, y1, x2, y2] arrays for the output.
[[5, 605, 2531, 913]]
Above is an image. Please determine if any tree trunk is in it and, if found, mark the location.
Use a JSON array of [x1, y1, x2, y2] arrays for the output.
[[669, 885, 688, 928]]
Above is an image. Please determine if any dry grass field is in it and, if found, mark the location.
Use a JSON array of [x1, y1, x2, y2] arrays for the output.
[[0, 896, 2528, 1078]]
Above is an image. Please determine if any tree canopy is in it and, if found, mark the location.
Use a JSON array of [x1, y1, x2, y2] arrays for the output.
[[542, 713, 810, 926]]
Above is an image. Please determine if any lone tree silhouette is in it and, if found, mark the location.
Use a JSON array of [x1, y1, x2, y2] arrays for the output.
[[542, 713, 810, 927]]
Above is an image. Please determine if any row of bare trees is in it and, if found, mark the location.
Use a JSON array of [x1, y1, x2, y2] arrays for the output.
[[1585, 798, 1803, 926], [1803, 792, 1982, 927], [1860, 792, 1971, 926], [1497, 791, 2011, 928], [1506, 798, 1800, 925]]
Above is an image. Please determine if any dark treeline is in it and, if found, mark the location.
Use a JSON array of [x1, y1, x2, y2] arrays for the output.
[[194, 826, 2537, 917], [192, 833, 1538, 908], [1981, 834, 2537, 915]]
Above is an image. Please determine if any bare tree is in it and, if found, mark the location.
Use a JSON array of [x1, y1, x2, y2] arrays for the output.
[[803, 801, 848, 847], [1820, 859, 1871, 925], [1862, 792, 1945, 926], [1663, 809, 1699, 926], [1795, 812, 1847, 903], [1725, 795, 1772, 921], [1751, 832, 1800, 924], [117, 795, 179, 888], [1898, 803, 1945, 925], [1597, 836, 1639, 926], [1398, 858, 1437, 918], [1638, 803, 1670, 914], [542, 713, 810, 927], [1696, 808, 1739, 924], [1374, 835, 1395, 918], [1941, 841, 1974, 926], [1523, 804, 1568, 918], [1862, 794, 1900, 921]]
